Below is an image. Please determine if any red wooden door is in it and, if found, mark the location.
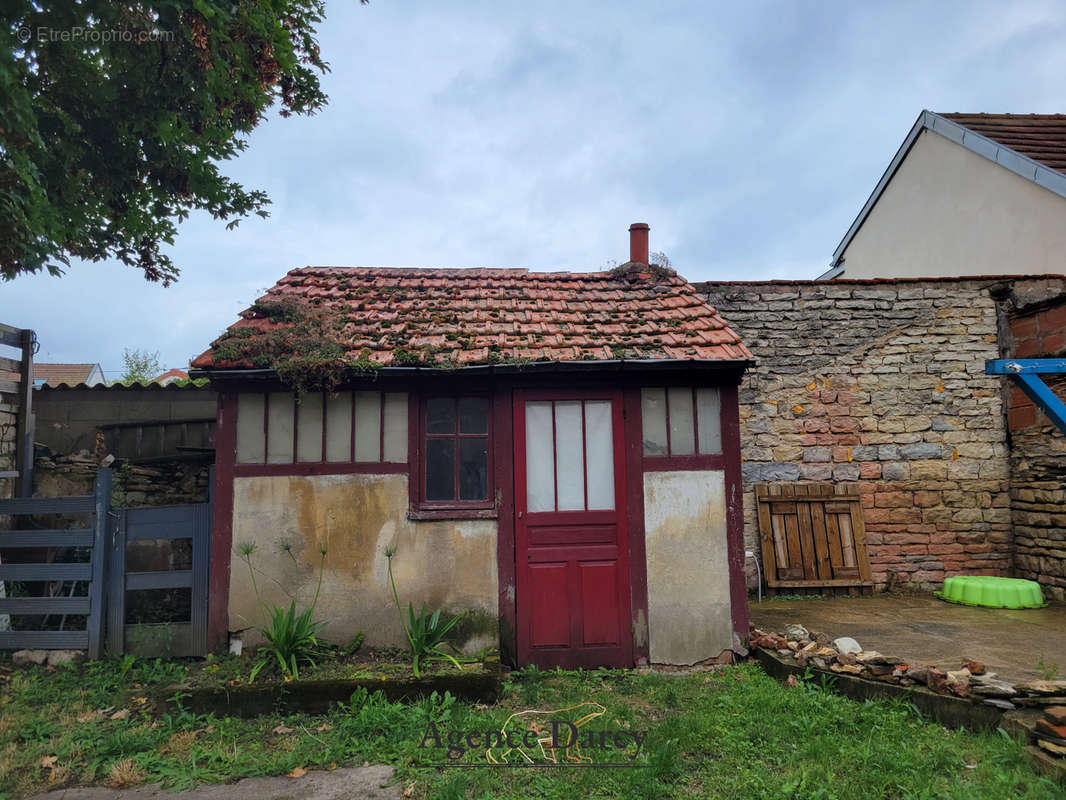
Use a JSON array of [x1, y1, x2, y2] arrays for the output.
[[513, 390, 632, 668]]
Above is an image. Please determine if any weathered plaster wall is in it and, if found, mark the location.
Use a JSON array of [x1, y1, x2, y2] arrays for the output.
[[1004, 291, 1066, 599], [840, 130, 1066, 279], [643, 470, 733, 664], [699, 278, 1054, 591], [229, 473, 498, 650]]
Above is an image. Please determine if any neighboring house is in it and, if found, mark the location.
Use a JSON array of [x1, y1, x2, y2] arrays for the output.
[[822, 111, 1066, 279], [191, 224, 753, 668], [33, 362, 105, 387], [154, 368, 190, 386]]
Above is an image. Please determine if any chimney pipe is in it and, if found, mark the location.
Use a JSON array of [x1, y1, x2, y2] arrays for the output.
[[629, 222, 650, 265]]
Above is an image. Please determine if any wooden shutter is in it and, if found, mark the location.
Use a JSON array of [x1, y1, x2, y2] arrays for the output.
[[755, 483, 873, 595]]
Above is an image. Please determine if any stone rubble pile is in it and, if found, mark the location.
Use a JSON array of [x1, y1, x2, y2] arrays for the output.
[[1035, 705, 1066, 758], [750, 623, 1066, 720]]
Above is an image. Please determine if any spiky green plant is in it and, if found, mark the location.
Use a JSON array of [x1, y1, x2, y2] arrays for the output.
[[385, 546, 466, 677], [239, 542, 328, 681]]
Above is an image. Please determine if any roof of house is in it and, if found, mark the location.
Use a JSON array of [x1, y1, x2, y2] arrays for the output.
[[823, 110, 1066, 277], [34, 363, 101, 387], [154, 368, 189, 384], [192, 266, 752, 372], [939, 113, 1066, 173]]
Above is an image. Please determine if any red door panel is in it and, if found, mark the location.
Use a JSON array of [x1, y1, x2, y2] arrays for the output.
[[514, 390, 633, 668], [580, 561, 620, 645], [528, 563, 570, 647]]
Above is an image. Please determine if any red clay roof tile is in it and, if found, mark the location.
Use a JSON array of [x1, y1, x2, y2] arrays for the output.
[[939, 113, 1066, 173], [193, 266, 751, 370]]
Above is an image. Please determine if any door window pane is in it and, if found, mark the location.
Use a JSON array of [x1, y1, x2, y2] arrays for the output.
[[426, 397, 455, 434], [459, 438, 488, 500], [354, 391, 381, 462], [266, 392, 295, 464], [667, 387, 695, 456], [426, 439, 455, 501], [525, 401, 555, 512], [696, 388, 722, 454], [325, 392, 353, 462], [459, 397, 488, 434], [554, 401, 585, 511], [641, 388, 668, 456], [296, 394, 323, 462], [584, 400, 615, 510]]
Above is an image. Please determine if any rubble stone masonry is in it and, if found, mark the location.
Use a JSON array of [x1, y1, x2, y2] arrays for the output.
[[698, 277, 1066, 595], [1003, 289, 1066, 599]]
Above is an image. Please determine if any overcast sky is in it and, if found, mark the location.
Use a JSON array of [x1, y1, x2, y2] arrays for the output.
[[4, 0, 1065, 378]]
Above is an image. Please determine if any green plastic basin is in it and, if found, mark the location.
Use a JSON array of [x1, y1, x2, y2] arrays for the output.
[[935, 576, 1045, 609]]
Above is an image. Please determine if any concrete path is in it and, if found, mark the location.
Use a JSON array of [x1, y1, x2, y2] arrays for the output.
[[29, 766, 401, 800], [750, 593, 1066, 682]]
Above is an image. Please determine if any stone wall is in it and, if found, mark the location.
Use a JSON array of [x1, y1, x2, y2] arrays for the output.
[[698, 277, 1066, 591], [0, 398, 15, 499], [34, 454, 212, 507], [1002, 288, 1066, 599]]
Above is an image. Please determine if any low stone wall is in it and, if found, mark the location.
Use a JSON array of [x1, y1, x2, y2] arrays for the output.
[[1004, 289, 1066, 599], [33, 454, 212, 506]]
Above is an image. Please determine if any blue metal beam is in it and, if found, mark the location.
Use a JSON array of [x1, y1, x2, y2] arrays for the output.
[[986, 358, 1066, 375], [985, 358, 1066, 434]]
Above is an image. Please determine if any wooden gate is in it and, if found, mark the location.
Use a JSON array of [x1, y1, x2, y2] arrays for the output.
[[755, 483, 873, 595], [106, 493, 211, 657]]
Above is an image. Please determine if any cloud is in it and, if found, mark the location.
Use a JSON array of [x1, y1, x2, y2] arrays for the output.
[[4, 0, 1065, 370]]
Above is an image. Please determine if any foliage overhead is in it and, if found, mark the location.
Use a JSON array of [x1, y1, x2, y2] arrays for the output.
[[118, 348, 160, 385], [1, 0, 365, 286]]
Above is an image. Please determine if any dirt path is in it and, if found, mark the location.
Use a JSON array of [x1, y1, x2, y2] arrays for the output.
[[28, 766, 401, 800]]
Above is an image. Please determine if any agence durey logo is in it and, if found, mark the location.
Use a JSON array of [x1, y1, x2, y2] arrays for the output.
[[418, 702, 649, 768]]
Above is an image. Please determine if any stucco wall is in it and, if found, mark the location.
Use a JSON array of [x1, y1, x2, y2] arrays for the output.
[[229, 473, 498, 650], [643, 470, 733, 665], [840, 130, 1066, 279]]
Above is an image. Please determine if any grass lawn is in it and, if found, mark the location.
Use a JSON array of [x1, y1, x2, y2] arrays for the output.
[[0, 656, 1062, 799]]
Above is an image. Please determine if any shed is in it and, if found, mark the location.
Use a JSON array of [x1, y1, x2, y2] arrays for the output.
[[192, 224, 753, 667]]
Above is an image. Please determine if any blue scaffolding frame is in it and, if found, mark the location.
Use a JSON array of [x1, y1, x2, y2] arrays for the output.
[[985, 358, 1066, 434]]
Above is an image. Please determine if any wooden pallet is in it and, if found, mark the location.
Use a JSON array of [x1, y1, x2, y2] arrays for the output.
[[755, 483, 874, 596]]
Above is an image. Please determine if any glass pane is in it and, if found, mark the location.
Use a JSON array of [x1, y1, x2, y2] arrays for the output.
[[459, 438, 488, 501], [125, 538, 192, 572], [383, 393, 409, 462], [325, 392, 353, 462], [459, 397, 488, 434], [125, 588, 192, 624], [696, 388, 722, 454], [584, 400, 615, 510], [426, 439, 455, 501], [525, 401, 555, 512], [555, 401, 585, 511], [426, 397, 455, 434], [641, 388, 668, 456], [667, 387, 695, 456], [236, 393, 265, 464], [296, 393, 323, 462], [354, 391, 382, 462], [266, 392, 295, 464]]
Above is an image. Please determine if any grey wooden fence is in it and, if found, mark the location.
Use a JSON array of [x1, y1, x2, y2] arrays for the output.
[[0, 469, 112, 657]]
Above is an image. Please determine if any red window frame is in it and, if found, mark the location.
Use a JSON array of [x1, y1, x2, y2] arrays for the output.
[[641, 386, 725, 472], [413, 394, 495, 513]]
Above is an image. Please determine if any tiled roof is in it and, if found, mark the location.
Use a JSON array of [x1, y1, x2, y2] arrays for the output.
[[939, 113, 1066, 173], [34, 363, 99, 387], [193, 266, 751, 370]]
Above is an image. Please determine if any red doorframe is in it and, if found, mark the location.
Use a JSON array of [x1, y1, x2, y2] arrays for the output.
[[207, 391, 236, 652], [512, 388, 633, 668]]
